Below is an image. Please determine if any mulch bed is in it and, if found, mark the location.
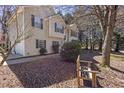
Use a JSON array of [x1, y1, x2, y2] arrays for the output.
[[97, 60, 124, 88], [0, 55, 77, 88], [0, 51, 124, 88]]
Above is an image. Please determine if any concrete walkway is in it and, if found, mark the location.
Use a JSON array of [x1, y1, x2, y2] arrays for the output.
[[3, 54, 59, 66], [7, 54, 23, 60]]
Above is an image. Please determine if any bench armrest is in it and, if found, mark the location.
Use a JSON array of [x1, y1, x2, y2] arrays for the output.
[[80, 60, 92, 64], [82, 70, 98, 74]]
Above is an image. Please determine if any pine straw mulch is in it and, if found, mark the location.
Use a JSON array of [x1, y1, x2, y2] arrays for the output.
[[0, 51, 124, 88], [0, 55, 77, 88]]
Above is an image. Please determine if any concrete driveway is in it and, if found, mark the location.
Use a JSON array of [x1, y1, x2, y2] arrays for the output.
[[7, 54, 23, 60]]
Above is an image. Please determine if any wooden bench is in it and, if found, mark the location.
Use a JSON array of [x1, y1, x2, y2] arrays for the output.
[[76, 55, 98, 88]]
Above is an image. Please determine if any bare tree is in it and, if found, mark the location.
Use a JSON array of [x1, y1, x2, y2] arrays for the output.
[[0, 6, 32, 66], [93, 5, 118, 67], [56, 5, 123, 67], [112, 26, 124, 52], [73, 6, 102, 50]]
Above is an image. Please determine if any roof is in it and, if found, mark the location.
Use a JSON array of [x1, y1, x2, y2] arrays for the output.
[[6, 6, 24, 25], [49, 14, 66, 25], [6, 6, 56, 25]]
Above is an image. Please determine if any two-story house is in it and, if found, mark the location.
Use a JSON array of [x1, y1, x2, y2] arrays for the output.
[[65, 24, 79, 42], [7, 6, 66, 56]]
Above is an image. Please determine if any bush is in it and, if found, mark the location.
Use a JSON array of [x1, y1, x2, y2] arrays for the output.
[[60, 40, 81, 62], [52, 44, 59, 53], [39, 47, 47, 55]]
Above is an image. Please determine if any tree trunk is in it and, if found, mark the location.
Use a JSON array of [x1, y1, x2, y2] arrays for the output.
[[102, 27, 113, 66], [90, 43, 95, 51], [0, 56, 7, 66], [93, 43, 95, 50], [85, 38, 88, 49], [99, 38, 102, 51], [90, 43, 92, 50], [101, 6, 118, 67], [115, 35, 120, 52], [79, 30, 82, 42], [0, 46, 13, 66]]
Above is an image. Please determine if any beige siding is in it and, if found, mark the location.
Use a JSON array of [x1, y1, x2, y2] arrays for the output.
[[23, 6, 65, 56], [8, 10, 25, 55], [48, 15, 65, 39], [8, 6, 67, 56]]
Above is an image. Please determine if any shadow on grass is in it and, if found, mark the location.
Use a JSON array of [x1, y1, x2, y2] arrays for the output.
[[111, 51, 124, 55]]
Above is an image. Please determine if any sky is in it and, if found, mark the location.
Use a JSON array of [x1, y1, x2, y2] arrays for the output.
[[53, 5, 76, 15], [0, 5, 75, 15]]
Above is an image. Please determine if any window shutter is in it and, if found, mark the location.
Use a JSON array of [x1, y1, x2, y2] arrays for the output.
[[31, 15, 34, 27], [55, 23, 57, 32], [40, 19, 43, 29], [36, 39, 38, 48], [44, 40, 46, 48]]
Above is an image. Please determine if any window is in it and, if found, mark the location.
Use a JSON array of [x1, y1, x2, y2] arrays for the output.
[[71, 30, 77, 37], [55, 23, 64, 33], [31, 15, 43, 29], [52, 41, 59, 46], [39, 40, 46, 48], [64, 35, 66, 41], [36, 39, 46, 48]]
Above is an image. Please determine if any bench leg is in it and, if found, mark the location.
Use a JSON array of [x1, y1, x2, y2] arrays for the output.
[[77, 77, 80, 87], [77, 69, 85, 88], [77, 69, 81, 87], [92, 73, 97, 88]]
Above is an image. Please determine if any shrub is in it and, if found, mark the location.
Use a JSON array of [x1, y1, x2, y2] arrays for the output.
[[52, 44, 59, 53], [60, 40, 81, 62], [39, 47, 47, 55]]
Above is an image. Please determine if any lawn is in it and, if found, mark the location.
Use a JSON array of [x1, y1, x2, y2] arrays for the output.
[[93, 51, 124, 87], [94, 52, 124, 62]]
